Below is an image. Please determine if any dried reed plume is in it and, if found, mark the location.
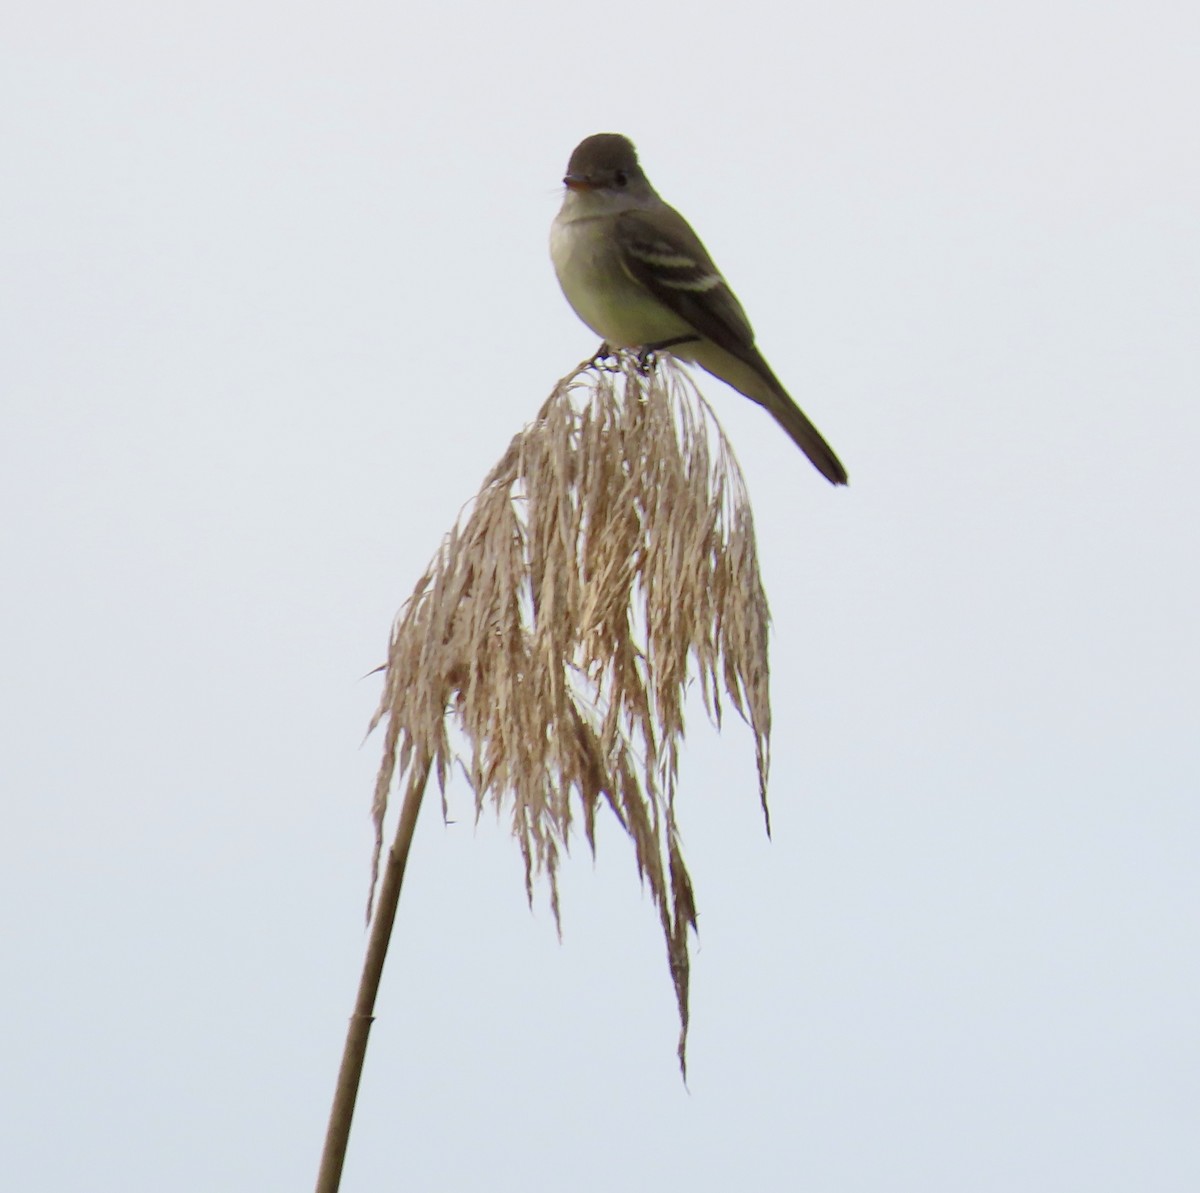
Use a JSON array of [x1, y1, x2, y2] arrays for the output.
[[316, 354, 775, 1192], [369, 352, 772, 1075]]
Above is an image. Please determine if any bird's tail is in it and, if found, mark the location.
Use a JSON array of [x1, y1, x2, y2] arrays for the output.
[[681, 336, 849, 484], [760, 384, 849, 486], [675, 339, 849, 484], [726, 350, 849, 485]]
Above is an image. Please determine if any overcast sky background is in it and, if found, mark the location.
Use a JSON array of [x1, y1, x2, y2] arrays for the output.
[[3, 2, 1198, 1190]]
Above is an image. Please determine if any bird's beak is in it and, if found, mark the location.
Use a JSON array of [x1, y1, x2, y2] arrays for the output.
[[563, 173, 594, 191]]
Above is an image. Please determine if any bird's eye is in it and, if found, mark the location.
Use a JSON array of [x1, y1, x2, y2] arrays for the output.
[[614, 170, 628, 187]]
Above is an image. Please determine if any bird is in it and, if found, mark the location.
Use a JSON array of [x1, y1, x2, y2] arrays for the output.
[[550, 132, 848, 486]]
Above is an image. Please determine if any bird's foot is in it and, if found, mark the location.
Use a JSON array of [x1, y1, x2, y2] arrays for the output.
[[589, 342, 622, 371], [636, 335, 701, 372]]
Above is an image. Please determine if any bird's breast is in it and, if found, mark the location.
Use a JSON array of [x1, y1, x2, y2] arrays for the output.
[[550, 214, 691, 348]]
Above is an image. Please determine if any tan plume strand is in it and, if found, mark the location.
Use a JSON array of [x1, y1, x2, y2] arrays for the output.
[[368, 353, 773, 1075]]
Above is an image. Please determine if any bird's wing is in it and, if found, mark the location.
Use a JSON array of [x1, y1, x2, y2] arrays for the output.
[[614, 206, 759, 361]]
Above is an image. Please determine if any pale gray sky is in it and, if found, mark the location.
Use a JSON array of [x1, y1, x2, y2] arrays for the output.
[[3, 2, 1198, 1190]]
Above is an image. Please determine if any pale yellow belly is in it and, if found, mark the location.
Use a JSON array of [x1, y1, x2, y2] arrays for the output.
[[551, 216, 692, 348]]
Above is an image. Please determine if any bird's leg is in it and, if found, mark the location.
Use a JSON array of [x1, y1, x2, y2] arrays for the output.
[[636, 335, 702, 372], [589, 341, 622, 371]]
